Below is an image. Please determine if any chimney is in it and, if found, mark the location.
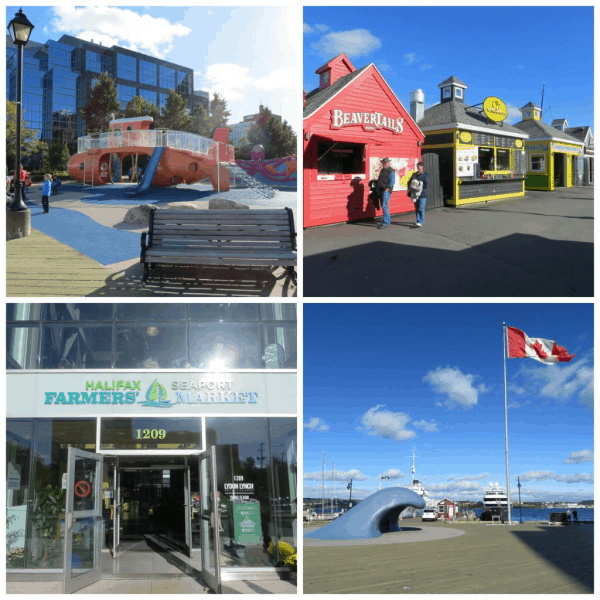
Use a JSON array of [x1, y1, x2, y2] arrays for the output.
[[410, 89, 425, 123]]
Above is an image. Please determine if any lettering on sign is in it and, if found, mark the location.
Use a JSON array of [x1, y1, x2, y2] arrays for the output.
[[331, 109, 404, 134], [483, 97, 508, 122]]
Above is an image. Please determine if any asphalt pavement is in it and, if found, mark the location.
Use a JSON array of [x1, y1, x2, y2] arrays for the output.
[[303, 187, 593, 297]]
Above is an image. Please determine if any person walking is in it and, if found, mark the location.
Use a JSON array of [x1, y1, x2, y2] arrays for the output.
[[407, 161, 429, 227], [41, 174, 52, 213], [376, 158, 395, 229], [573, 509, 579, 523]]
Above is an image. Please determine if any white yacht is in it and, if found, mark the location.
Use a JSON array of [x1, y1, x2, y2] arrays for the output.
[[483, 483, 509, 515], [400, 448, 433, 518]]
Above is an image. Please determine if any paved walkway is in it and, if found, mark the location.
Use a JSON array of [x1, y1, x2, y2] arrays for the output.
[[7, 182, 297, 297], [304, 187, 593, 297]]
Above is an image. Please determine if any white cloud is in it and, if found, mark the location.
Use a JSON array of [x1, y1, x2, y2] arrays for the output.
[[412, 419, 439, 432], [514, 355, 594, 411], [304, 484, 372, 500], [303, 417, 330, 433], [381, 468, 405, 481], [505, 102, 523, 124], [50, 6, 191, 59], [310, 29, 381, 58], [424, 366, 487, 410], [404, 53, 419, 66], [519, 470, 593, 484], [314, 24, 330, 33], [303, 23, 314, 35], [254, 68, 297, 92], [303, 469, 368, 482], [420, 64, 432, 71], [508, 400, 532, 409], [455, 473, 489, 482], [357, 405, 416, 442], [563, 450, 593, 464]]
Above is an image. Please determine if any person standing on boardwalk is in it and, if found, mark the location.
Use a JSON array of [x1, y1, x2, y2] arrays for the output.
[[41, 174, 52, 213], [376, 158, 395, 229], [407, 161, 429, 228], [19, 164, 29, 202], [573, 509, 579, 523], [566, 508, 572, 522]]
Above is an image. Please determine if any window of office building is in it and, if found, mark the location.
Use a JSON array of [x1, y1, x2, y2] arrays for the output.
[[117, 53, 137, 82], [177, 70, 191, 94], [139, 59, 157, 86], [117, 84, 137, 109], [139, 88, 157, 106], [159, 93, 168, 108], [159, 65, 175, 89], [86, 51, 101, 73]]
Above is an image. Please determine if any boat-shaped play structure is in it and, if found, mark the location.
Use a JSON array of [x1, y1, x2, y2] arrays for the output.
[[68, 116, 239, 196]]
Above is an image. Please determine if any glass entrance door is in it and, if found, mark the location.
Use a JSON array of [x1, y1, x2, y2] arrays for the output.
[[112, 465, 121, 558], [63, 448, 104, 594], [183, 463, 192, 557], [199, 446, 222, 594]]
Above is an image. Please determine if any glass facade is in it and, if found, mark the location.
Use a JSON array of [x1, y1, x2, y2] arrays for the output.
[[6, 35, 200, 157], [7, 303, 297, 370], [6, 303, 297, 576]]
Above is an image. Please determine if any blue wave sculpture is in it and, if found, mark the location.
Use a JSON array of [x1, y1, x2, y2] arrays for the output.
[[305, 487, 426, 540]]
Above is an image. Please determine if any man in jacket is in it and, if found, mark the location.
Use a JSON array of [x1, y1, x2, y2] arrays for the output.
[[376, 158, 395, 229], [19, 164, 28, 202], [408, 161, 429, 227]]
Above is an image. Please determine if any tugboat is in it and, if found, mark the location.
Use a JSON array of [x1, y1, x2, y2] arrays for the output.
[[68, 116, 235, 194]]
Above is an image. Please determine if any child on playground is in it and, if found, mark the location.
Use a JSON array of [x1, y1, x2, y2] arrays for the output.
[[41, 173, 51, 213]]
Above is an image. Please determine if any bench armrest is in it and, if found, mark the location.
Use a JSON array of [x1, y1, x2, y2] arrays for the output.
[[141, 231, 152, 250], [285, 207, 297, 252]]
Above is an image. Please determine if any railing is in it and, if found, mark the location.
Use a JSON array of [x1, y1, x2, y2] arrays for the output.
[[77, 129, 235, 163]]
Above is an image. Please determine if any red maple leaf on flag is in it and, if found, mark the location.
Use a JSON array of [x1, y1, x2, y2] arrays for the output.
[[551, 342, 575, 362], [531, 340, 548, 359]]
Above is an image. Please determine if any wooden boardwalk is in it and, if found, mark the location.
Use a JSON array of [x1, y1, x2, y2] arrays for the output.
[[304, 521, 594, 594], [7, 229, 296, 297]]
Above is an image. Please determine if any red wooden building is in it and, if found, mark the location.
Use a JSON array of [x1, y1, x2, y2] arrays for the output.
[[437, 498, 457, 520], [303, 54, 424, 228]]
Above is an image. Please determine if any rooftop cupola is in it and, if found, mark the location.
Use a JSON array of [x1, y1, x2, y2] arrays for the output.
[[520, 102, 541, 121], [315, 53, 356, 90], [551, 118, 568, 131], [438, 76, 467, 103]]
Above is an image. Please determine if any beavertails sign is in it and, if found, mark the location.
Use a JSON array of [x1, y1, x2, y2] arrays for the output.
[[330, 109, 404, 135]]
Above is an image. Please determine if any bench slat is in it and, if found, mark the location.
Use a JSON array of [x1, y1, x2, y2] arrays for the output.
[[147, 256, 297, 266]]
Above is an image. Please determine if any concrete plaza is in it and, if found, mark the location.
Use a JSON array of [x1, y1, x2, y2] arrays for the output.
[[303, 187, 593, 297]]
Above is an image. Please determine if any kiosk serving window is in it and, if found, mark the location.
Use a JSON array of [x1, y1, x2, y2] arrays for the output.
[[530, 155, 546, 172], [496, 149, 511, 170], [317, 141, 364, 174]]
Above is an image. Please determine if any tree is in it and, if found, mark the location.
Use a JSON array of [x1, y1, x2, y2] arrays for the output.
[[123, 95, 160, 124], [208, 92, 231, 133], [6, 101, 47, 169], [156, 89, 193, 132], [44, 140, 71, 172], [80, 71, 121, 133], [191, 104, 212, 138], [242, 106, 296, 159]]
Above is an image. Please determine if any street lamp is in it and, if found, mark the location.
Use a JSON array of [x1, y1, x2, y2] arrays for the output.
[[8, 8, 35, 211]]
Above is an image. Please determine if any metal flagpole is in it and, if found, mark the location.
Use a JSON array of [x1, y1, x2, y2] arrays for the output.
[[518, 477, 523, 524], [321, 452, 325, 519], [503, 322, 512, 525], [331, 459, 335, 516]]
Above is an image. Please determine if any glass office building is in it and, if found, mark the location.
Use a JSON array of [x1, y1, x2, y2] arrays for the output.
[[6, 34, 209, 158], [6, 303, 297, 593]]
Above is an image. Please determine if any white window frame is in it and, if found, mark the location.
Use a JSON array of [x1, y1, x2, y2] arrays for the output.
[[455, 87, 463, 99], [529, 154, 546, 172]]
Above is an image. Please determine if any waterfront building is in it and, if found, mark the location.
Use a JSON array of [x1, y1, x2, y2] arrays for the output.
[[512, 104, 585, 191], [414, 76, 529, 206], [551, 119, 594, 186], [303, 53, 424, 227], [6, 303, 297, 593], [6, 34, 209, 158]]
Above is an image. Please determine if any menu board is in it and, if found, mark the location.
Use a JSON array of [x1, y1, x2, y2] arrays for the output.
[[456, 146, 478, 178]]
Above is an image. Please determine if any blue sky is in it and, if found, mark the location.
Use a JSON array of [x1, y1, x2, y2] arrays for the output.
[[9, 6, 298, 130], [304, 6, 594, 127], [304, 304, 594, 503]]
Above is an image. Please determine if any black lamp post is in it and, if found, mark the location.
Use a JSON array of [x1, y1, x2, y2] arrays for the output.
[[8, 8, 35, 211]]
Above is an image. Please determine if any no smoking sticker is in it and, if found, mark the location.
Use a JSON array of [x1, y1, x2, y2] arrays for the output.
[[75, 481, 91, 498]]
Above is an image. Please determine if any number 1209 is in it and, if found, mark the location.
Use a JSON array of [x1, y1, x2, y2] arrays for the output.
[[135, 429, 167, 440]]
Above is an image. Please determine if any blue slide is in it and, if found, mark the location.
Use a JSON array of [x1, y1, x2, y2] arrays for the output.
[[126, 146, 164, 197]]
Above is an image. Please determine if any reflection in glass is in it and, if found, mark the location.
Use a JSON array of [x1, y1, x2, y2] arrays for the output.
[[100, 418, 202, 450], [42, 326, 112, 369], [72, 458, 98, 512], [44, 304, 113, 322], [7, 304, 43, 321], [264, 326, 297, 368], [7, 326, 40, 369], [116, 304, 186, 322], [189, 324, 261, 369], [189, 304, 259, 322], [260, 304, 296, 321], [6, 420, 33, 568], [69, 517, 97, 577], [116, 324, 187, 368]]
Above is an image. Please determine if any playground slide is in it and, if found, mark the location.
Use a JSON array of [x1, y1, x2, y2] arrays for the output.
[[126, 146, 164, 197]]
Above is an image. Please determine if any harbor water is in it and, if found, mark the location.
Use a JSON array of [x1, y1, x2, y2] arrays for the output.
[[473, 507, 594, 522]]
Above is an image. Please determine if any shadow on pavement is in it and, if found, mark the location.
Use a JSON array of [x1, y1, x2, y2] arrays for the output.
[[510, 525, 593, 592], [88, 264, 297, 297], [304, 233, 593, 297]]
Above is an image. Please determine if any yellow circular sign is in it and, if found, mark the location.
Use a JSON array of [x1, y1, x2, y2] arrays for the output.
[[459, 132, 472, 143], [515, 139, 523, 148], [483, 96, 508, 122]]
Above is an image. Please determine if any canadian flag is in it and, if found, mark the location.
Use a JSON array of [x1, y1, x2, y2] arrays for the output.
[[506, 326, 575, 364]]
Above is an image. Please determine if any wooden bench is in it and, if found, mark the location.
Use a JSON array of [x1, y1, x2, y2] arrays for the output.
[[140, 208, 297, 284]]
